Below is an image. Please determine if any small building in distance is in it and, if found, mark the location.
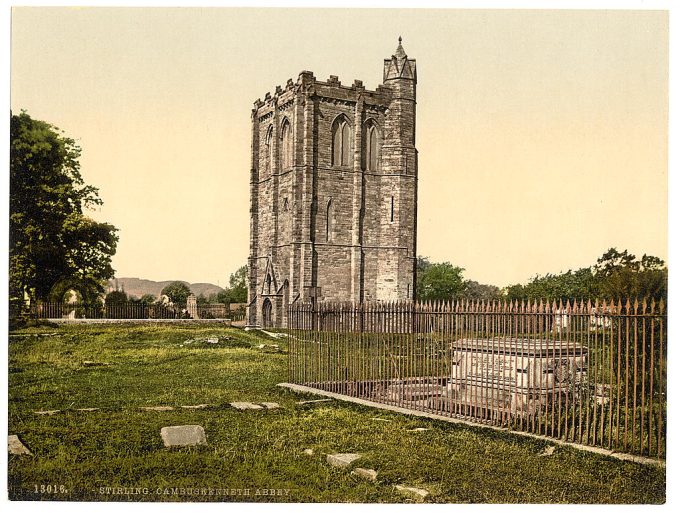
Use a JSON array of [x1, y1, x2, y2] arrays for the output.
[[247, 38, 418, 328]]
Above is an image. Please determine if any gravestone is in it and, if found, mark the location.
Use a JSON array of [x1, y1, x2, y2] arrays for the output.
[[160, 425, 207, 447], [186, 294, 198, 319], [395, 485, 429, 500], [327, 453, 361, 468], [230, 402, 263, 410], [260, 402, 280, 409], [352, 468, 378, 481], [8, 435, 32, 455]]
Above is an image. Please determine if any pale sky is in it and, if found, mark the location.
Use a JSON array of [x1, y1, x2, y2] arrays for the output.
[[10, 7, 668, 288]]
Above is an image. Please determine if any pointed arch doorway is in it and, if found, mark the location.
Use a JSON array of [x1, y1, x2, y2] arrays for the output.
[[262, 298, 273, 328]]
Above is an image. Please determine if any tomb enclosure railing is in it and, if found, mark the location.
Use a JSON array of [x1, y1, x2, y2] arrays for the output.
[[288, 299, 666, 460]]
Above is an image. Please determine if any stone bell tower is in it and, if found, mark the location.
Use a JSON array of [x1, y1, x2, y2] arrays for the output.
[[247, 38, 418, 328]]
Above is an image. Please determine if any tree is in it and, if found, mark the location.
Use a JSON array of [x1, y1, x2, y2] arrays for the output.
[[504, 248, 667, 301], [10, 111, 118, 309], [224, 265, 248, 303], [593, 248, 667, 299], [461, 280, 502, 300], [105, 290, 128, 303], [416, 256, 466, 301], [505, 267, 598, 302], [139, 294, 157, 304], [160, 282, 191, 304]]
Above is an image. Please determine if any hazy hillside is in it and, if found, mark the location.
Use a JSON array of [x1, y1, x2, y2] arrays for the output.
[[108, 278, 223, 300]]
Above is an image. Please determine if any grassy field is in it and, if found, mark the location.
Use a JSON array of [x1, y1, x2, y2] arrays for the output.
[[8, 323, 665, 503]]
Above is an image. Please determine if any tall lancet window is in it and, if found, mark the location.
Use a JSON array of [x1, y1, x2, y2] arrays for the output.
[[264, 126, 273, 176], [332, 117, 352, 167], [281, 119, 292, 170], [366, 124, 378, 171], [326, 199, 333, 242]]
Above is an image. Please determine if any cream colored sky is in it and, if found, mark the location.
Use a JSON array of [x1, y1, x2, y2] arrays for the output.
[[10, 7, 668, 287]]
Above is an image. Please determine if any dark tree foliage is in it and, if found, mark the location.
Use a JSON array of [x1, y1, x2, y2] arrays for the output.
[[416, 256, 466, 301], [10, 111, 118, 308], [139, 294, 157, 304], [160, 282, 192, 305], [504, 248, 667, 302], [105, 290, 128, 303], [462, 280, 502, 300], [222, 265, 248, 303]]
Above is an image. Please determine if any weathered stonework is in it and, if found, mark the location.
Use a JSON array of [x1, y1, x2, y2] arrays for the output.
[[248, 39, 418, 327]]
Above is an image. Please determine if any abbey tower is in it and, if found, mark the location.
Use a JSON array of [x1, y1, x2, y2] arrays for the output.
[[247, 38, 418, 328]]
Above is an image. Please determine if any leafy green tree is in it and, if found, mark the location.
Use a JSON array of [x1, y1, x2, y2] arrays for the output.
[[161, 282, 191, 304], [505, 267, 598, 302], [594, 248, 667, 299], [105, 290, 128, 303], [416, 256, 465, 301], [215, 289, 230, 304], [225, 265, 248, 303], [461, 280, 502, 300], [10, 111, 118, 309], [504, 248, 667, 301], [139, 294, 157, 304]]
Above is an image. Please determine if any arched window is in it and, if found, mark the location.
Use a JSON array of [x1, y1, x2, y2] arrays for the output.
[[332, 117, 352, 167], [326, 198, 333, 242], [264, 126, 273, 176], [266, 274, 272, 294], [366, 124, 378, 171], [281, 119, 292, 170]]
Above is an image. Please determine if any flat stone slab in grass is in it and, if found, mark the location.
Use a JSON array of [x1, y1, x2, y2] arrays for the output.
[[370, 417, 392, 422], [34, 410, 60, 416], [230, 402, 263, 410], [141, 406, 174, 411], [160, 425, 207, 447], [395, 485, 430, 500], [408, 428, 429, 432], [352, 468, 378, 481], [8, 435, 32, 456], [541, 445, 556, 456], [303, 449, 315, 456], [297, 399, 333, 405], [260, 402, 281, 409], [327, 453, 362, 468], [82, 360, 111, 366], [181, 404, 210, 410], [76, 408, 99, 412]]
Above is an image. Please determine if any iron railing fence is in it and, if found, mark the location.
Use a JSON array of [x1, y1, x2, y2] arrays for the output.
[[26, 301, 237, 320], [288, 299, 666, 460]]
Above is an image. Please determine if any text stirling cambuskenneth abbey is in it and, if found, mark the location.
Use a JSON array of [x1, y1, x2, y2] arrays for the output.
[[247, 38, 418, 328]]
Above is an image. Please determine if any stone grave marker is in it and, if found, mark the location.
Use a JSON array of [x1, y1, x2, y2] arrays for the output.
[[395, 485, 430, 500], [8, 435, 32, 456], [327, 453, 361, 468], [160, 425, 207, 447], [230, 402, 263, 410], [352, 468, 378, 481]]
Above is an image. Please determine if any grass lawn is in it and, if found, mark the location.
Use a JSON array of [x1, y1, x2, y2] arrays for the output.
[[8, 323, 666, 503]]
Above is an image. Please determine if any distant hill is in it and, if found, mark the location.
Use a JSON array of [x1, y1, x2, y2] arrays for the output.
[[108, 278, 223, 300]]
